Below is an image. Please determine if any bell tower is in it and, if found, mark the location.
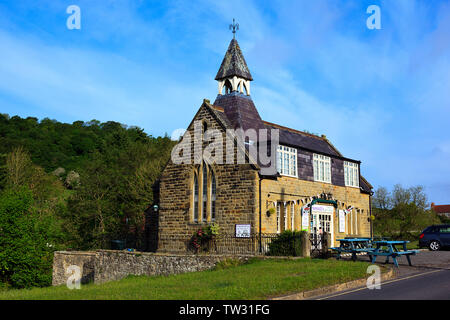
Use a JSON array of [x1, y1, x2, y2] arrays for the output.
[[215, 20, 253, 96]]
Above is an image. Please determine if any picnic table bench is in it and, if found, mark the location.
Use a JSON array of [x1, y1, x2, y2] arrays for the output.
[[370, 240, 419, 267], [330, 238, 373, 262], [331, 239, 419, 267]]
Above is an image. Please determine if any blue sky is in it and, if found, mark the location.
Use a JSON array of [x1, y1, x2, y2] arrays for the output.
[[1, 0, 449, 204]]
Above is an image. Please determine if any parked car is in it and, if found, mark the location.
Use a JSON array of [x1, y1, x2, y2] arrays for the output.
[[419, 225, 450, 251]]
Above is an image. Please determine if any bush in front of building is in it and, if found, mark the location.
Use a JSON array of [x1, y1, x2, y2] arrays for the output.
[[267, 230, 305, 256]]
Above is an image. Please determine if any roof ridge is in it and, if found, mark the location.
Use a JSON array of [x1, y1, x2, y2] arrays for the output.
[[262, 120, 323, 140]]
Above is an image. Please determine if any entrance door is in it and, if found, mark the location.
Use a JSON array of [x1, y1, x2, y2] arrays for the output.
[[311, 206, 334, 247]]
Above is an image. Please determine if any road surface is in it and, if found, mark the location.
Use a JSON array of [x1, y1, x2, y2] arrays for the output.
[[315, 268, 450, 300]]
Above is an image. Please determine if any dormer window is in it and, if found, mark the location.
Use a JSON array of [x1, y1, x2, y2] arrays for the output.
[[276, 145, 297, 177], [313, 154, 331, 183], [344, 161, 359, 187]]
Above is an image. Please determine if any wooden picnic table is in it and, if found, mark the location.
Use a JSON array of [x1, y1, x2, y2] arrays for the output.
[[332, 238, 373, 261], [370, 240, 419, 267], [331, 239, 419, 267]]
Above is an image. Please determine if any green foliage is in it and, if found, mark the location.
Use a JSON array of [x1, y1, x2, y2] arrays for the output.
[[0, 115, 176, 288], [373, 184, 441, 240], [267, 207, 276, 216], [267, 230, 305, 256], [190, 223, 220, 252], [0, 187, 60, 288]]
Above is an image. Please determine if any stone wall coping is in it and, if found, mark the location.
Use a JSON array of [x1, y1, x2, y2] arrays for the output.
[[55, 250, 256, 259], [55, 251, 97, 256]]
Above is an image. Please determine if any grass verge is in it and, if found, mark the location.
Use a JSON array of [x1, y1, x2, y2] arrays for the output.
[[0, 257, 374, 300]]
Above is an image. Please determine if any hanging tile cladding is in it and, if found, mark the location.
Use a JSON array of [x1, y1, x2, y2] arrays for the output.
[[291, 148, 345, 187]]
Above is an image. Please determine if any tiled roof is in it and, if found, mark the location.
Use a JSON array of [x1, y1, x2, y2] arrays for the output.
[[213, 92, 265, 132], [215, 39, 253, 81], [207, 96, 372, 191], [359, 176, 373, 194], [263, 121, 342, 158], [432, 205, 450, 214]]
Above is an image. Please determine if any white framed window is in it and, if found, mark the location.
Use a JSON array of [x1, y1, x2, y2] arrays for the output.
[[276, 202, 281, 233], [344, 161, 359, 187], [284, 204, 288, 230], [291, 203, 295, 230], [277, 145, 297, 177], [313, 154, 331, 183]]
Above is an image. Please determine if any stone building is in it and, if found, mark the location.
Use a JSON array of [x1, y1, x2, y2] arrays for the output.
[[153, 36, 373, 253]]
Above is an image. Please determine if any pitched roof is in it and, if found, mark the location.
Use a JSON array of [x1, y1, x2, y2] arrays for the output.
[[213, 92, 265, 132], [263, 121, 342, 158], [431, 204, 450, 214], [209, 94, 371, 191], [215, 39, 253, 81]]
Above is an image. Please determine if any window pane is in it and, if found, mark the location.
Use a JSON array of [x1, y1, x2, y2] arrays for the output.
[[211, 172, 216, 220], [194, 174, 199, 221], [314, 159, 318, 180], [202, 165, 207, 221], [320, 161, 324, 181]]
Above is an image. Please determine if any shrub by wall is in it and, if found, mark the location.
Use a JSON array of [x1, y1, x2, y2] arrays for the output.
[[267, 230, 305, 256]]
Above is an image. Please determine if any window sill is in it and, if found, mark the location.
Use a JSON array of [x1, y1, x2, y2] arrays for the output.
[[313, 179, 332, 184], [188, 221, 214, 226], [279, 173, 298, 179]]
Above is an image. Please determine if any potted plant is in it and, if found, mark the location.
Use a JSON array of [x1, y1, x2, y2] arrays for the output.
[[267, 207, 276, 217], [191, 223, 220, 253]]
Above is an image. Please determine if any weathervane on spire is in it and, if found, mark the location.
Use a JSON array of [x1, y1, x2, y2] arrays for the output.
[[229, 18, 239, 39]]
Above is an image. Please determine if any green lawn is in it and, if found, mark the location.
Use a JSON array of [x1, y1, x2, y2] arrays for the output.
[[0, 258, 374, 300], [406, 240, 420, 250]]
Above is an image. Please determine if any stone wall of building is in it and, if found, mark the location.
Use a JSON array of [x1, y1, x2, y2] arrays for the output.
[[157, 101, 371, 254], [258, 176, 371, 246], [157, 102, 259, 252], [52, 250, 252, 286]]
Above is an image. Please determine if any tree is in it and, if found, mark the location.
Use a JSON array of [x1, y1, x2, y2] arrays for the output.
[[0, 187, 59, 288], [373, 186, 391, 210], [372, 184, 440, 239], [5, 146, 33, 187]]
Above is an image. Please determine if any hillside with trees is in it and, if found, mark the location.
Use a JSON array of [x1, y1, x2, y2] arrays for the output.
[[0, 114, 175, 288]]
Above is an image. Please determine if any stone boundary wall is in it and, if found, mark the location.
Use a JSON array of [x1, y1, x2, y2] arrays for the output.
[[52, 251, 97, 286], [52, 250, 252, 286]]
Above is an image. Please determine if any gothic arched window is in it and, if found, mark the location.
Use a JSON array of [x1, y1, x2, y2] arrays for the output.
[[211, 171, 216, 221], [202, 164, 208, 222], [193, 172, 199, 222], [191, 162, 217, 223]]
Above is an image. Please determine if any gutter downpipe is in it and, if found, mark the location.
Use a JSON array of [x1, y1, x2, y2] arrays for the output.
[[259, 174, 262, 253], [369, 191, 374, 240]]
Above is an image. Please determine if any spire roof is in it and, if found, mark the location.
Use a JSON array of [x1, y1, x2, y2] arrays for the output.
[[215, 39, 253, 81]]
